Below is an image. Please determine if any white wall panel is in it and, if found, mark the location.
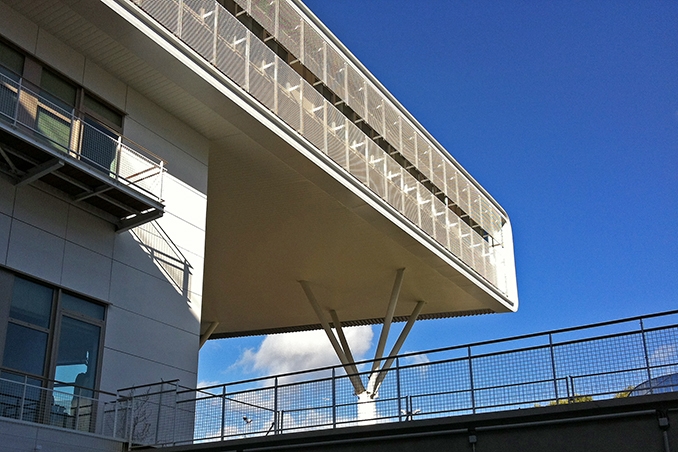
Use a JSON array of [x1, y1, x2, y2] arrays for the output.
[[65, 206, 116, 258], [99, 347, 197, 395], [35, 29, 85, 84], [103, 306, 199, 379], [61, 242, 112, 301], [6, 220, 65, 284], [108, 260, 199, 334], [13, 186, 69, 238]]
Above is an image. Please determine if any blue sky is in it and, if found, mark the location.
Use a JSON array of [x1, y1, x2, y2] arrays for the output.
[[199, 0, 678, 385]]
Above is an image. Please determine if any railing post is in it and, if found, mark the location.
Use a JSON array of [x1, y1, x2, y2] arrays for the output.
[[158, 159, 165, 199], [273, 58, 278, 115], [468, 346, 476, 414], [220, 385, 226, 441], [212, 4, 218, 65], [177, 0, 183, 38], [172, 383, 178, 445], [640, 318, 654, 393], [273, 377, 278, 435], [114, 136, 122, 181], [113, 392, 119, 439], [549, 333, 559, 402], [12, 77, 22, 127], [331, 367, 336, 429], [68, 109, 77, 155], [19, 374, 28, 420], [154, 384, 163, 445], [74, 391, 81, 430], [396, 357, 402, 422], [127, 391, 135, 451], [245, 33, 250, 92]]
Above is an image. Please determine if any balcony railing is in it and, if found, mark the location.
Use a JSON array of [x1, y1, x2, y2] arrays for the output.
[[0, 371, 118, 438], [131, 0, 511, 296], [0, 72, 165, 203], [106, 310, 678, 447]]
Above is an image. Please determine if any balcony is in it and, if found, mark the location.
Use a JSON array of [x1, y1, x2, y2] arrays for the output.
[[0, 72, 165, 231]]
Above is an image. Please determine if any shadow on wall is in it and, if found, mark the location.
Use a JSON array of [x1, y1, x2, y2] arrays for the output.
[[131, 221, 193, 299]]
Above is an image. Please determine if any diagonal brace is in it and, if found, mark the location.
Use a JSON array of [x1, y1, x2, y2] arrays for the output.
[[15, 158, 64, 187], [371, 300, 426, 395], [299, 281, 366, 395], [372, 268, 405, 373]]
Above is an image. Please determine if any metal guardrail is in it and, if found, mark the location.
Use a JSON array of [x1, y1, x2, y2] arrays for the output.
[[104, 310, 678, 448], [0, 372, 118, 437], [131, 0, 511, 296], [0, 72, 165, 201]]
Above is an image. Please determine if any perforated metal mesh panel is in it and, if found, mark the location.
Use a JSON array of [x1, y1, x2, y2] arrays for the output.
[[182, 0, 217, 59], [366, 84, 385, 138], [278, 0, 302, 60], [249, 0, 276, 36], [249, 37, 276, 110], [347, 122, 367, 185], [325, 45, 346, 99], [215, 13, 248, 87], [302, 25, 325, 78], [301, 83, 325, 151], [277, 62, 302, 130], [346, 65, 366, 119]]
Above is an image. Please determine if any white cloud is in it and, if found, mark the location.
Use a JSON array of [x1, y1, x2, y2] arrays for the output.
[[237, 326, 374, 376], [650, 344, 678, 367], [401, 353, 430, 366], [197, 380, 223, 389]]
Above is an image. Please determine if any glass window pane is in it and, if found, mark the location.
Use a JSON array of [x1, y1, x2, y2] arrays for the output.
[[0, 41, 24, 79], [84, 95, 123, 128], [54, 316, 100, 392], [61, 293, 105, 320], [54, 317, 100, 433], [40, 69, 76, 108], [1, 323, 48, 376], [9, 277, 53, 328]]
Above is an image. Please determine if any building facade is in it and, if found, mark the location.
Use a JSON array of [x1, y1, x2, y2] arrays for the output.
[[0, 0, 517, 450]]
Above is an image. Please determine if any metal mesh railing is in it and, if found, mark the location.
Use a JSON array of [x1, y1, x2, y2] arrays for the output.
[[0, 372, 116, 436], [131, 0, 512, 296], [0, 73, 165, 201], [114, 310, 678, 447]]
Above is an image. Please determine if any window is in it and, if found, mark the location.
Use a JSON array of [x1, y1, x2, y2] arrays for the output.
[[0, 41, 24, 121], [0, 40, 24, 80], [37, 69, 78, 152], [0, 271, 105, 430], [80, 95, 122, 172]]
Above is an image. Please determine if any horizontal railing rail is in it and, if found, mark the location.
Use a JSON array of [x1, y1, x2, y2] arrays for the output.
[[0, 72, 165, 201], [110, 310, 678, 447]]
